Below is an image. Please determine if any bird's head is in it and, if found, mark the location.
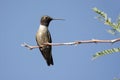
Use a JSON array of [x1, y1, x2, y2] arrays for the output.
[[40, 15, 64, 26]]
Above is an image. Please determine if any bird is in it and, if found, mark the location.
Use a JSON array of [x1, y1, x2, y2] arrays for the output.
[[36, 15, 63, 66]]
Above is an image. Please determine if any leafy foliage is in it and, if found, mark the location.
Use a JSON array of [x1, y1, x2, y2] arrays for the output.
[[93, 7, 120, 35], [92, 7, 120, 59], [92, 48, 120, 60]]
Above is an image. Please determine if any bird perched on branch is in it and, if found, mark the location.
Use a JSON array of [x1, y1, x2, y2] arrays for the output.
[[36, 15, 63, 66]]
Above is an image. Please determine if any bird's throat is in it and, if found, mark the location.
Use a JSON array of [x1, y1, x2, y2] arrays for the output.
[[38, 25, 48, 32]]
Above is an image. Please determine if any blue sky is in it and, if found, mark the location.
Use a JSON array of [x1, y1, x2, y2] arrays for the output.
[[0, 0, 120, 80]]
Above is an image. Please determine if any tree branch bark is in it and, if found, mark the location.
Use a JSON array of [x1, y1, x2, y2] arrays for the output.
[[21, 38, 120, 50]]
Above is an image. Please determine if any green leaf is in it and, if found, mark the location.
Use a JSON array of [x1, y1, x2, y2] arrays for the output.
[[93, 7, 107, 19], [92, 47, 120, 60], [93, 7, 120, 35]]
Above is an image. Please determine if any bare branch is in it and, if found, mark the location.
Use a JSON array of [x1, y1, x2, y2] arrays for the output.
[[21, 42, 40, 50], [21, 38, 120, 50]]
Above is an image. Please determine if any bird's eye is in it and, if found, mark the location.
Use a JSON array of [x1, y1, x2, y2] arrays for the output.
[[45, 17, 48, 20]]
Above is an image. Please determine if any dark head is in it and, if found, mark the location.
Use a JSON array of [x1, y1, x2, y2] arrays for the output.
[[40, 16, 53, 26], [40, 15, 64, 26]]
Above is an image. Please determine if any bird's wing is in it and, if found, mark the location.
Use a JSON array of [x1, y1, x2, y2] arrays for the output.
[[36, 30, 54, 66]]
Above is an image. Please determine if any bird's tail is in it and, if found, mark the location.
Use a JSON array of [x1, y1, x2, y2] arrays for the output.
[[46, 55, 54, 66]]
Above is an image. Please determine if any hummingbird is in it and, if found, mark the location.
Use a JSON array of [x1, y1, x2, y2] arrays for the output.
[[36, 15, 63, 66]]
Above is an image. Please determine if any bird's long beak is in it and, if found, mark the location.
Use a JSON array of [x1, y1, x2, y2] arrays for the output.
[[52, 18, 64, 20]]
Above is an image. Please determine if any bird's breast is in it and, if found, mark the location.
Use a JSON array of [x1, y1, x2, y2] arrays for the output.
[[36, 25, 50, 45]]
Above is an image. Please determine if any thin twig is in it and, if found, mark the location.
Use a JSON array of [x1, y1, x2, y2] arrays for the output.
[[21, 38, 120, 50]]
